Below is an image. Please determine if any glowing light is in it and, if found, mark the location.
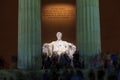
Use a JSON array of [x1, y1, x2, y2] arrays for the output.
[[42, 4, 76, 25]]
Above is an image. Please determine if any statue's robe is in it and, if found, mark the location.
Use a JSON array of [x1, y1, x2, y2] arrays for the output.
[[42, 40, 76, 67]]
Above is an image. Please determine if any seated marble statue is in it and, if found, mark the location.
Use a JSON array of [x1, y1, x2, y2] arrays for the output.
[[42, 32, 76, 66]]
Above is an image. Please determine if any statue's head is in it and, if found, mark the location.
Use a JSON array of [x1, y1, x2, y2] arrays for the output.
[[56, 32, 62, 40]]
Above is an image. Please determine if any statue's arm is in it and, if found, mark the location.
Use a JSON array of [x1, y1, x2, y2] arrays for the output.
[[67, 43, 76, 58], [48, 43, 53, 57], [42, 43, 50, 55], [68, 43, 76, 52]]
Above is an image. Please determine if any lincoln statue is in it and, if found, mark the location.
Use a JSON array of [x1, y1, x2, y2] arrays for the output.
[[42, 32, 76, 66]]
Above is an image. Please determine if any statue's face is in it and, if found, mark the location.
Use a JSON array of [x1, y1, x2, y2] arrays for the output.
[[56, 32, 62, 40]]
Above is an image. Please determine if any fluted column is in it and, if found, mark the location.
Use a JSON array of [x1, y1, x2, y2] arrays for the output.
[[18, 0, 41, 70], [77, 0, 101, 62]]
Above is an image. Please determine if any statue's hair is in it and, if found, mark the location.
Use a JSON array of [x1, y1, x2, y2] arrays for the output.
[[56, 32, 62, 37]]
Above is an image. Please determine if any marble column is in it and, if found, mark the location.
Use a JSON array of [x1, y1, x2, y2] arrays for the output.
[[18, 0, 41, 70], [77, 0, 101, 63]]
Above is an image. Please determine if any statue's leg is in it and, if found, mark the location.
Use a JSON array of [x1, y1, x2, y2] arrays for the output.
[[68, 55, 74, 67], [58, 55, 61, 63]]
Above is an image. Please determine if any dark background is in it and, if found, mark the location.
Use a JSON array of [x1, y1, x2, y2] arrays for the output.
[[0, 0, 120, 68]]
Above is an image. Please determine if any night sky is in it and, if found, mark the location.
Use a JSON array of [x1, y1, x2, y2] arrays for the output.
[[0, 0, 120, 68]]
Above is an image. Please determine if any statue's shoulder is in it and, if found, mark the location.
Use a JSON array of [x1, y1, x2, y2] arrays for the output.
[[49, 41, 57, 45], [43, 43, 49, 46], [62, 40, 68, 43]]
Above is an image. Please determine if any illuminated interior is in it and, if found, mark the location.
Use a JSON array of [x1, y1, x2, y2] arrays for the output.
[[42, 4, 76, 25], [41, 0, 76, 45]]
